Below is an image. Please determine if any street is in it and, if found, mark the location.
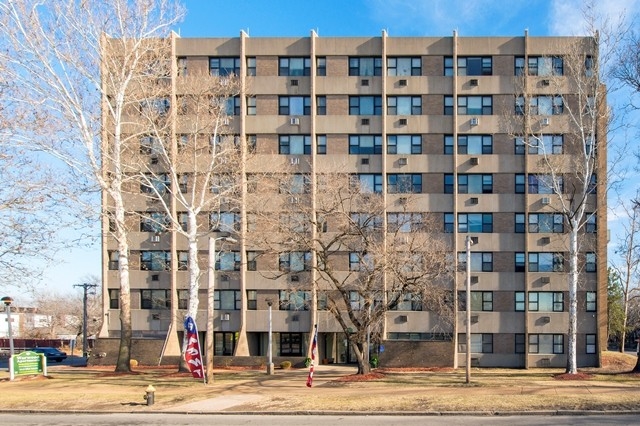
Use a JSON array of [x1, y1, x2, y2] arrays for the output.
[[0, 355, 86, 370]]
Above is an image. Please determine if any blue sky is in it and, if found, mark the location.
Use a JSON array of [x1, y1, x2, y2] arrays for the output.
[[37, 0, 639, 299]]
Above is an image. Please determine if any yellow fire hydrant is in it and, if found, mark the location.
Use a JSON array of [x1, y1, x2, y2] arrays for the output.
[[144, 385, 156, 406]]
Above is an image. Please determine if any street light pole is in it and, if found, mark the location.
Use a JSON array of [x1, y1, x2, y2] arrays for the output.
[[266, 299, 274, 375], [465, 235, 472, 384], [206, 235, 237, 384], [74, 283, 97, 358], [1, 297, 14, 357]]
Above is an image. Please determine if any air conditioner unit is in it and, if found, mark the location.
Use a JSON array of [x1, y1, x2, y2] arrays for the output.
[[541, 117, 550, 126], [361, 118, 370, 125], [541, 197, 551, 205], [541, 237, 551, 245], [470, 236, 479, 244], [398, 157, 408, 166], [541, 316, 551, 324], [398, 315, 408, 323], [541, 276, 551, 284], [151, 274, 159, 282], [289, 196, 299, 204], [361, 79, 369, 86], [470, 79, 479, 86], [398, 197, 407, 205], [221, 313, 230, 321], [361, 158, 369, 165], [289, 117, 300, 125], [470, 276, 479, 284], [222, 117, 230, 125], [151, 313, 161, 320], [470, 157, 479, 166], [471, 315, 479, 323], [399, 118, 408, 125], [150, 156, 159, 165], [290, 275, 299, 282], [150, 233, 160, 243], [470, 117, 479, 126], [470, 197, 479, 205], [221, 274, 229, 282], [541, 79, 550, 86], [398, 79, 408, 87], [290, 79, 299, 86], [290, 156, 300, 165], [292, 315, 300, 322]]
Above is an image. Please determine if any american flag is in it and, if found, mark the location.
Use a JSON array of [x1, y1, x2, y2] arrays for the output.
[[184, 316, 205, 381], [306, 324, 318, 387]]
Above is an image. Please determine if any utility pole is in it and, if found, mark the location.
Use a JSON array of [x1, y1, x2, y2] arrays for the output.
[[74, 283, 97, 358]]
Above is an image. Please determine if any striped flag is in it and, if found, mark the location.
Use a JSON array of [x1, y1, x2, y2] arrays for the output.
[[306, 324, 318, 388]]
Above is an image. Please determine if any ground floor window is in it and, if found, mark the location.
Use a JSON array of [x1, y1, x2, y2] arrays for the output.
[[279, 332, 303, 356], [215, 332, 237, 356], [586, 334, 597, 354], [529, 334, 563, 354], [458, 333, 493, 353]]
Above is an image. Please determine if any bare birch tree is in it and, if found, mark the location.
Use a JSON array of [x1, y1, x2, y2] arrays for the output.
[[0, 0, 185, 372], [254, 168, 453, 375]]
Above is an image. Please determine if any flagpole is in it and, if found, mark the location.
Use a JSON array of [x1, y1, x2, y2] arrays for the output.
[[306, 324, 318, 388]]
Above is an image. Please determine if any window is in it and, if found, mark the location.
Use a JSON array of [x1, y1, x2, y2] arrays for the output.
[[108, 251, 119, 270], [109, 289, 119, 309], [515, 174, 526, 193], [528, 174, 563, 194], [246, 96, 256, 115], [458, 333, 493, 353], [279, 291, 309, 311], [515, 334, 526, 353], [387, 96, 422, 115], [316, 96, 326, 115], [586, 334, 597, 354], [458, 213, 493, 233], [444, 174, 454, 193], [177, 251, 188, 271], [280, 333, 303, 355], [177, 289, 188, 310], [457, 174, 493, 194], [209, 57, 240, 76], [528, 252, 564, 272], [514, 137, 526, 155], [452, 56, 493, 76], [215, 332, 237, 356], [246, 57, 256, 76], [140, 98, 170, 115], [528, 292, 564, 312], [317, 135, 327, 155], [349, 96, 382, 115], [216, 252, 241, 271], [177, 57, 187, 76], [353, 173, 383, 193], [588, 174, 597, 194], [279, 251, 311, 272], [349, 252, 373, 272], [278, 96, 311, 115], [585, 56, 594, 77], [515, 253, 526, 272], [246, 290, 257, 310], [349, 291, 364, 310], [392, 293, 423, 311], [349, 57, 382, 76], [140, 135, 162, 155], [526, 96, 564, 115], [349, 135, 382, 154], [279, 135, 311, 155], [387, 174, 422, 193], [586, 252, 597, 272], [387, 57, 421, 76], [528, 213, 564, 233], [444, 96, 454, 115], [141, 173, 170, 195], [282, 174, 311, 194], [141, 251, 170, 271], [246, 251, 258, 271], [586, 291, 597, 312], [211, 173, 236, 194], [515, 214, 525, 233], [215, 290, 241, 310], [458, 252, 493, 272], [444, 135, 454, 154], [444, 213, 454, 233], [225, 96, 240, 115], [140, 212, 170, 233], [458, 135, 493, 155], [210, 211, 241, 233], [515, 292, 525, 311], [387, 135, 422, 154], [586, 214, 597, 233], [515, 56, 563, 76], [529, 334, 564, 354], [522, 135, 564, 154], [351, 212, 383, 230], [141, 290, 170, 309], [388, 213, 424, 233], [279, 57, 310, 76], [459, 291, 493, 311], [316, 57, 326, 76], [457, 96, 493, 115]]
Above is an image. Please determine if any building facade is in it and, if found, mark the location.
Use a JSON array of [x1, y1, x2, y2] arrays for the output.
[[100, 31, 607, 368]]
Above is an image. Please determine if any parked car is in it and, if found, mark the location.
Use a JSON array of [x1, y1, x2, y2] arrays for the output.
[[27, 347, 67, 362]]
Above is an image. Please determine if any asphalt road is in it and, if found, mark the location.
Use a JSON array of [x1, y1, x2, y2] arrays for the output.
[[0, 354, 86, 369], [0, 413, 635, 426]]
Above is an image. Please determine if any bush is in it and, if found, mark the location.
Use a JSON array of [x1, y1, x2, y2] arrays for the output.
[[304, 357, 312, 367], [280, 360, 292, 369], [369, 355, 379, 368]]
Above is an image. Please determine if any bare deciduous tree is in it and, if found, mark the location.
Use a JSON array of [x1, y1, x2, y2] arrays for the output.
[[0, 0, 185, 372]]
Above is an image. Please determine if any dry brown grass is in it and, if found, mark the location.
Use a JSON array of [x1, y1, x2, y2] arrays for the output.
[[0, 351, 638, 413]]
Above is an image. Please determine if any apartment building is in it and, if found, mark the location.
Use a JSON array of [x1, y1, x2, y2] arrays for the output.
[[100, 31, 607, 368]]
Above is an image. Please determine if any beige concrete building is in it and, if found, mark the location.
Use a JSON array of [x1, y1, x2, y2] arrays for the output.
[[101, 31, 607, 368]]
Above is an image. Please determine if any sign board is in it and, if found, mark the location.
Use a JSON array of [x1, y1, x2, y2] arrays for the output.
[[9, 351, 47, 381]]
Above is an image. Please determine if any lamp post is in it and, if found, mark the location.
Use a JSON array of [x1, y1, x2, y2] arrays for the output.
[[74, 283, 97, 358], [465, 235, 473, 384], [266, 298, 274, 375], [206, 235, 237, 384], [1, 296, 14, 357]]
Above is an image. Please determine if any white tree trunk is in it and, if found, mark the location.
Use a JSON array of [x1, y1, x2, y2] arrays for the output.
[[567, 223, 579, 374]]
